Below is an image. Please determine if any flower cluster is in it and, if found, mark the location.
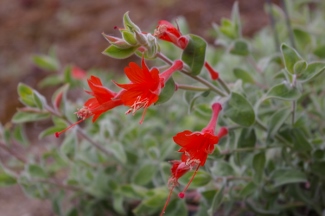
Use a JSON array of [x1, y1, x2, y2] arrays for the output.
[[55, 15, 228, 215], [160, 103, 228, 215], [55, 58, 183, 137]]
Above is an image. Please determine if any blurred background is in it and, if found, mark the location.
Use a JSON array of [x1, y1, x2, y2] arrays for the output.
[[0, 0, 270, 215]]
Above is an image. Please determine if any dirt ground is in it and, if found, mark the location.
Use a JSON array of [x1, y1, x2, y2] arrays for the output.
[[0, 0, 271, 215]]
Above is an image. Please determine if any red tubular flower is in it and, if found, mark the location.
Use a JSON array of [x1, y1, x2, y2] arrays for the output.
[[55, 76, 122, 137], [115, 58, 183, 124], [160, 103, 228, 215], [154, 20, 188, 49]]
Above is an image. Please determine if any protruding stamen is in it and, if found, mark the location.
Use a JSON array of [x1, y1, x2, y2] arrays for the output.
[[55, 119, 84, 138], [125, 96, 149, 115], [178, 165, 200, 198]]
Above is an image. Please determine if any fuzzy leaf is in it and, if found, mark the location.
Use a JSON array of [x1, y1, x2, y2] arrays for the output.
[[224, 92, 255, 127], [181, 34, 206, 75], [297, 62, 325, 83], [233, 68, 255, 83], [208, 186, 224, 216], [102, 45, 138, 59], [281, 44, 302, 74], [132, 163, 157, 186], [230, 40, 249, 56], [252, 152, 266, 183], [178, 170, 212, 188], [12, 111, 50, 123], [268, 108, 291, 137], [0, 172, 17, 186], [17, 83, 36, 107], [155, 77, 175, 105], [266, 83, 301, 100], [271, 168, 307, 187], [32, 55, 59, 71]]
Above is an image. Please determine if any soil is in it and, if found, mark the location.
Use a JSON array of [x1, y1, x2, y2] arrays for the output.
[[0, 0, 271, 215]]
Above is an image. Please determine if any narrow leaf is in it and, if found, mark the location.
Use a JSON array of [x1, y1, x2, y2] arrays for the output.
[[102, 45, 138, 59], [281, 44, 302, 74]]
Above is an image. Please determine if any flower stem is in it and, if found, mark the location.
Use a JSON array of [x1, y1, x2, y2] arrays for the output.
[[0, 141, 27, 163], [177, 84, 209, 92], [157, 52, 227, 97]]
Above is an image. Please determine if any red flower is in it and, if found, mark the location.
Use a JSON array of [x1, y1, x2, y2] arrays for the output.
[[160, 103, 228, 215], [154, 20, 188, 49], [115, 58, 183, 124], [55, 76, 122, 137]]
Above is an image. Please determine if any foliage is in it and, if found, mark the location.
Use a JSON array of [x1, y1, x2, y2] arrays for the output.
[[1, 1, 325, 216]]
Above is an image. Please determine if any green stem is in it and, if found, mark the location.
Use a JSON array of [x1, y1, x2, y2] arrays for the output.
[[177, 84, 209, 92], [220, 145, 281, 155], [217, 76, 231, 94], [281, 0, 296, 49], [265, 0, 280, 51], [256, 118, 293, 148], [0, 141, 27, 163], [157, 52, 227, 97], [291, 74, 297, 126]]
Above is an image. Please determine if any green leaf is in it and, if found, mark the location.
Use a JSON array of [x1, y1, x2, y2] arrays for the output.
[[246, 200, 279, 215], [297, 62, 325, 83], [239, 182, 256, 197], [271, 168, 307, 187], [32, 55, 59, 71], [238, 128, 256, 148], [293, 28, 311, 50], [291, 129, 312, 152], [293, 60, 307, 75], [252, 152, 266, 183], [123, 11, 141, 33], [230, 40, 250, 56], [120, 184, 148, 199], [13, 125, 29, 146], [265, 83, 301, 101], [155, 77, 175, 105], [231, 1, 241, 37], [0, 172, 17, 186], [210, 161, 235, 177], [219, 18, 237, 39], [178, 170, 212, 189], [109, 141, 127, 164], [310, 161, 325, 179], [181, 34, 206, 75], [60, 131, 77, 159], [12, 111, 50, 123], [112, 194, 125, 215], [224, 92, 255, 127], [281, 43, 302, 74], [33, 91, 47, 110], [267, 108, 291, 137], [313, 44, 325, 58], [122, 30, 138, 45], [208, 186, 224, 216], [37, 74, 63, 88], [132, 163, 157, 186], [27, 164, 48, 178], [102, 45, 138, 59], [233, 68, 255, 83], [17, 83, 36, 107]]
